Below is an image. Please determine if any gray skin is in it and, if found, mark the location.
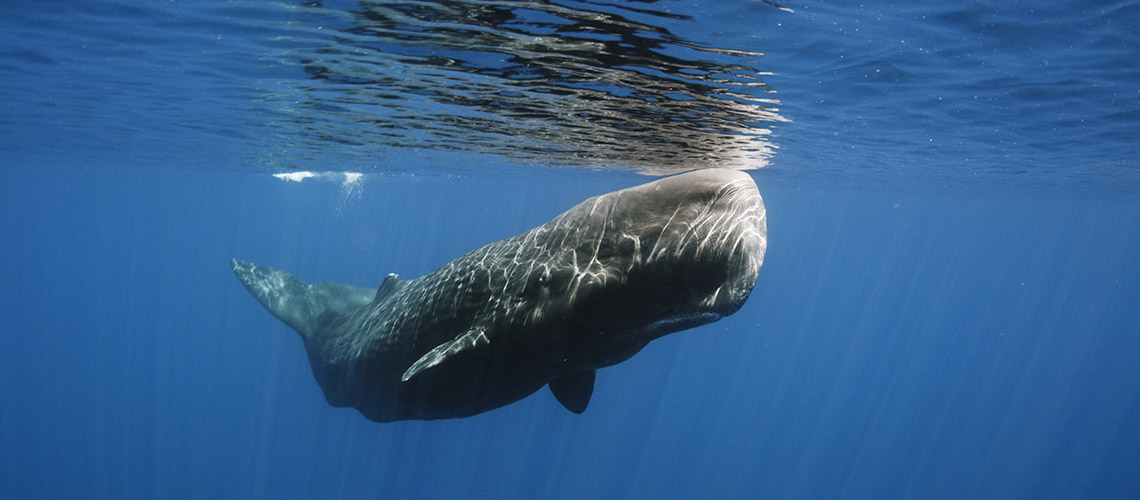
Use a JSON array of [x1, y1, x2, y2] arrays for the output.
[[232, 168, 766, 422]]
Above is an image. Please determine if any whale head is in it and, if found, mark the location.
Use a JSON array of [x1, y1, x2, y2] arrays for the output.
[[514, 168, 767, 369]]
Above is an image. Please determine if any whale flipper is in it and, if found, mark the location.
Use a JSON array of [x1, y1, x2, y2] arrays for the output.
[[231, 259, 375, 340], [401, 328, 491, 382], [549, 371, 596, 414]]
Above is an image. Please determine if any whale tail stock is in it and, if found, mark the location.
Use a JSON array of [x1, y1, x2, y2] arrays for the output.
[[230, 259, 376, 341]]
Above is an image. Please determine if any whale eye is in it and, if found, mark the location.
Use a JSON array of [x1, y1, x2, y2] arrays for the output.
[[520, 266, 576, 300], [544, 267, 575, 293], [520, 268, 550, 299]]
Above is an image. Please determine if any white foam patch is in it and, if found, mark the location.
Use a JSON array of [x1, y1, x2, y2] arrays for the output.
[[273, 171, 317, 182], [340, 172, 365, 206], [270, 171, 367, 213], [272, 171, 366, 185]]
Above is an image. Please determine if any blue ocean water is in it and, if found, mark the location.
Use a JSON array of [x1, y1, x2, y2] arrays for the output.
[[2, 1, 1139, 499]]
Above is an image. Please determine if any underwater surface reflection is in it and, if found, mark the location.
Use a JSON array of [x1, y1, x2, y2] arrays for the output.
[[265, 0, 788, 171]]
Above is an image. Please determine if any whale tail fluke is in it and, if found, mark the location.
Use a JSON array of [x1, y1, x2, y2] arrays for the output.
[[231, 259, 376, 341]]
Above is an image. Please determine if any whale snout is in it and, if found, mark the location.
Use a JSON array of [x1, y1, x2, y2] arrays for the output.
[[556, 169, 767, 346], [643, 169, 767, 314]]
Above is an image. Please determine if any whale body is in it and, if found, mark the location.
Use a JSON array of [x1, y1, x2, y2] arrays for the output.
[[233, 168, 767, 422]]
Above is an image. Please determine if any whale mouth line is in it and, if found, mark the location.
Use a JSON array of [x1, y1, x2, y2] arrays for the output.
[[641, 311, 723, 339]]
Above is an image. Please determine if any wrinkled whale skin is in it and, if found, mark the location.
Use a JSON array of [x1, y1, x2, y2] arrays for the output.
[[233, 168, 766, 422]]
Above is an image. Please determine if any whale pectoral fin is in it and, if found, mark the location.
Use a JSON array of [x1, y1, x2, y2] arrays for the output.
[[401, 329, 490, 382], [548, 370, 596, 414]]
